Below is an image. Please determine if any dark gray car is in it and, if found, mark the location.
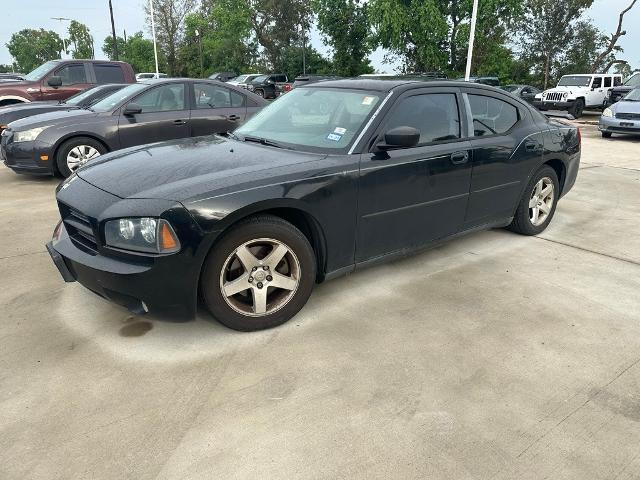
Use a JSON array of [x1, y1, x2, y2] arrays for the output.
[[0, 84, 126, 134], [1, 78, 267, 177], [500, 85, 541, 105]]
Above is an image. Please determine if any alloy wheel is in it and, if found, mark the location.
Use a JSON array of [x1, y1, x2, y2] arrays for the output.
[[66, 145, 101, 172], [529, 177, 555, 226], [219, 238, 301, 317]]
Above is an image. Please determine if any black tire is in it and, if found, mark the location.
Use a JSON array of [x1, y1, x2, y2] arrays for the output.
[[55, 136, 107, 178], [255, 89, 265, 98], [569, 98, 584, 118], [602, 131, 612, 138], [507, 165, 560, 236], [201, 215, 316, 331]]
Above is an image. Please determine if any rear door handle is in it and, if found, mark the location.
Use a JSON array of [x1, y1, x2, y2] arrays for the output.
[[525, 141, 539, 152], [173, 119, 187, 126], [450, 151, 469, 165]]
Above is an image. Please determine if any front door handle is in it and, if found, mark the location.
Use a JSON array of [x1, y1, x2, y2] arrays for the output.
[[173, 119, 187, 126], [525, 141, 539, 152], [450, 151, 469, 165], [227, 115, 240, 121]]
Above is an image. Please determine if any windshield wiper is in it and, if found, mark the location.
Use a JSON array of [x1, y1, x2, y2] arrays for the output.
[[241, 135, 289, 149]]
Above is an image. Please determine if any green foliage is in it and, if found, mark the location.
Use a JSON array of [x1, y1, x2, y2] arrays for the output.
[[67, 20, 94, 59], [278, 46, 335, 79], [559, 20, 613, 77], [7, 29, 64, 73], [313, 0, 374, 76], [0, 64, 16, 73], [103, 32, 167, 73]]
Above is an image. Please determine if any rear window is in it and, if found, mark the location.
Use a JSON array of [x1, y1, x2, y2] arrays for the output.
[[468, 94, 519, 136], [95, 64, 125, 84]]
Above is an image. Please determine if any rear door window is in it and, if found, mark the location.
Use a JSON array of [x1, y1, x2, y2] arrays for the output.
[[194, 83, 244, 109], [603, 77, 612, 88], [592, 77, 602, 88], [468, 94, 519, 137], [94, 64, 125, 84]]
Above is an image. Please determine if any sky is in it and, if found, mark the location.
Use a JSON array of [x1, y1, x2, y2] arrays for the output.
[[0, 0, 638, 74]]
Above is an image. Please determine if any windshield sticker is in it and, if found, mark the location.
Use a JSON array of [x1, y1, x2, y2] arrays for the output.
[[333, 127, 347, 135], [362, 96, 375, 106], [327, 133, 342, 142]]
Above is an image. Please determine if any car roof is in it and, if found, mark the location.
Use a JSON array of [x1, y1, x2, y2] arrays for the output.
[[303, 78, 506, 93]]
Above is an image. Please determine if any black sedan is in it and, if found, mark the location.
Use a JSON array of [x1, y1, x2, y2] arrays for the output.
[[500, 84, 541, 105], [1, 78, 267, 177], [0, 84, 126, 133], [47, 79, 581, 331]]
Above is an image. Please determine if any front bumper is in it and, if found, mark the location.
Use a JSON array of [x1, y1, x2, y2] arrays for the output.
[[599, 115, 640, 135], [533, 100, 574, 111], [1, 134, 54, 175]]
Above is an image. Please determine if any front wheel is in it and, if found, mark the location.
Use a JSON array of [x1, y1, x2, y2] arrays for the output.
[[56, 137, 106, 178], [507, 166, 560, 236], [569, 99, 584, 118], [201, 215, 316, 331]]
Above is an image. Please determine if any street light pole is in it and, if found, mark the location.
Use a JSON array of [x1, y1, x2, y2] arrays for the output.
[[464, 0, 479, 81], [149, 0, 160, 76]]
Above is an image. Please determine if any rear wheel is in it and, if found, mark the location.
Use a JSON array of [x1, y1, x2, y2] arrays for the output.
[[201, 215, 316, 331], [55, 137, 106, 178], [507, 166, 559, 236], [255, 89, 265, 98], [601, 131, 612, 138], [569, 98, 584, 118]]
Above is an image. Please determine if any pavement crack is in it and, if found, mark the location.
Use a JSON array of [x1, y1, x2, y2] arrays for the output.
[[534, 236, 640, 267]]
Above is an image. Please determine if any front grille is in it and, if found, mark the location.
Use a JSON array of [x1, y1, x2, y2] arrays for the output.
[[616, 112, 640, 120], [59, 203, 98, 253], [545, 92, 564, 102]]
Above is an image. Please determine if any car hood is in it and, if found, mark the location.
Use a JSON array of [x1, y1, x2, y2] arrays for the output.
[[545, 86, 585, 93], [612, 100, 640, 113], [76, 136, 327, 202], [8, 109, 100, 131]]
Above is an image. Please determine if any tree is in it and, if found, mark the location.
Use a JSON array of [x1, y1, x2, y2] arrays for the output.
[[103, 32, 166, 73], [68, 20, 94, 59], [247, 0, 313, 71], [516, 0, 594, 89], [312, 0, 373, 76], [144, 0, 197, 76], [559, 20, 612, 77], [7, 29, 64, 72], [591, 0, 638, 73], [278, 45, 334, 79]]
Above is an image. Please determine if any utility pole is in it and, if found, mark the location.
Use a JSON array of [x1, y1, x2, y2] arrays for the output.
[[109, 0, 118, 60], [195, 30, 204, 78], [301, 22, 307, 76], [464, 0, 479, 81]]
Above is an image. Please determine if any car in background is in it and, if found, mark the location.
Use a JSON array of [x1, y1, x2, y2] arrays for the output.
[[246, 74, 289, 99], [227, 74, 263, 89], [457, 76, 500, 86], [360, 72, 448, 81], [0, 73, 24, 82], [1, 78, 267, 177], [136, 72, 168, 81], [534, 74, 622, 118], [500, 85, 541, 105], [0, 60, 136, 107], [604, 72, 640, 107], [599, 88, 640, 138], [0, 84, 126, 134], [45, 79, 580, 331], [291, 75, 342, 89], [209, 72, 237, 82]]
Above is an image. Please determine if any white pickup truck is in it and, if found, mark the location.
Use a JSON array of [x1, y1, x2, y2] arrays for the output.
[[534, 74, 623, 118]]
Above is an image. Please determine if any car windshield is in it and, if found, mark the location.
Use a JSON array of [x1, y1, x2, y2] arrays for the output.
[[89, 83, 147, 112], [65, 87, 98, 106], [233, 75, 250, 82], [624, 74, 640, 87], [235, 87, 382, 153], [501, 85, 519, 92], [24, 61, 59, 81], [557, 76, 592, 87], [252, 75, 268, 83], [622, 89, 640, 101]]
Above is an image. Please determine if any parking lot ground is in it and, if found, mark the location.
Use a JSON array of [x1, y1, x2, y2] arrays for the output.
[[1, 123, 640, 480]]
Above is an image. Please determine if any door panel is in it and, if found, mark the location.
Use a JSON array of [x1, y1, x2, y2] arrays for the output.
[[190, 82, 247, 136], [356, 89, 472, 262], [118, 82, 190, 148]]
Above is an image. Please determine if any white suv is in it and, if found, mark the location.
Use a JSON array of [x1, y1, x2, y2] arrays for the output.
[[534, 74, 622, 118]]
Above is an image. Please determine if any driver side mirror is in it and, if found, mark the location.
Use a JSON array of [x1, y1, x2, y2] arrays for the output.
[[123, 103, 143, 116], [376, 126, 420, 151], [47, 76, 62, 88]]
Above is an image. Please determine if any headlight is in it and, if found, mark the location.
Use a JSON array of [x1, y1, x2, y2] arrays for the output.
[[13, 127, 45, 143], [104, 217, 180, 254], [602, 108, 613, 118], [562, 92, 568, 99]]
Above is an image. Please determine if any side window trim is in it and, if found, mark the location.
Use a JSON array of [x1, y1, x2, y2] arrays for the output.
[[53, 63, 88, 86], [462, 91, 523, 139]]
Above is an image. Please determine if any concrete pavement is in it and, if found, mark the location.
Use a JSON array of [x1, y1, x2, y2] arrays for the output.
[[1, 124, 639, 479]]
